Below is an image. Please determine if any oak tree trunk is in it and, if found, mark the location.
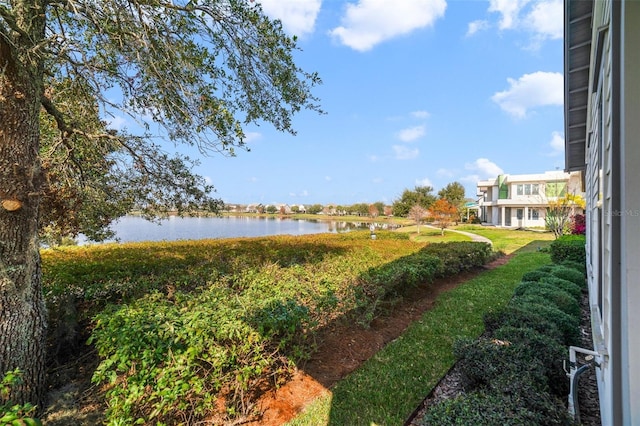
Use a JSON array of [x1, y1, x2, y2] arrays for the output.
[[0, 4, 48, 407]]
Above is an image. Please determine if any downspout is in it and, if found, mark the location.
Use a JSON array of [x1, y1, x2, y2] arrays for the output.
[[566, 346, 605, 421]]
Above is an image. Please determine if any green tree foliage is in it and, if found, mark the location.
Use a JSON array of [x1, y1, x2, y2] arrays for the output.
[[438, 181, 466, 207], [392, 186, 436, 217], [349, 203, 370, 216], [306, 204, 324, 214], [0, 0, 321, 406], [372, 201, 386, 216]]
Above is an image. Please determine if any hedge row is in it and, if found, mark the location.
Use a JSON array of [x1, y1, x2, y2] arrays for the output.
[[420, 244, 587, 425], [356, 242, 493, 324], [85, 238, 494, 424]]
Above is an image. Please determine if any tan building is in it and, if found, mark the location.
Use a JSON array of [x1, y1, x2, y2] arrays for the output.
[[476, 171, 582, 228]]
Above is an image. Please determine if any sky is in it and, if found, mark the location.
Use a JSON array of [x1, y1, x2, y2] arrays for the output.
[[115, 0, 567, 207]]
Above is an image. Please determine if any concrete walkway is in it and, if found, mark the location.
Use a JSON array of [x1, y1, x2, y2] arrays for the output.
[[424, 224, 493, 246]]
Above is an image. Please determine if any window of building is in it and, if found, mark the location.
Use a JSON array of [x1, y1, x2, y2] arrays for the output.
[[516, 208, 523, 220], [546, 181, 567, 197], [531, 184, 539, 195], [516, 184, 540, 196], [528, 209, 539, 220]]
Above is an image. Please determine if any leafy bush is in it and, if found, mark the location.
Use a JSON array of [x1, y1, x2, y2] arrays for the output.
[[421, 242, 493, 276], [538, 276, 583, 300], [0, 369, 42, 426], [421, 391, 544, 426], [44, 233, 498, 424], [512, 283, 580, 318], [550, 234, 586, 264], [492, 326, 569, 396], [570, 214, 586, 235], [510, 295, 580, 346], [560, 260, 587, 276], [521, 269, 553, 283], [248, 298, 314, 353], [423, 252, 580, 426], [483, 306, 564, 344], [549, 265, 586, 289], [89, 289, 287, 424], [453, 337, 548, 394], [536, 264, 556, 273]]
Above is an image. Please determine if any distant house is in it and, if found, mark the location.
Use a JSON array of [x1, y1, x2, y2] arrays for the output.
[[476, 171, 583, 228], [564, 1, 640, 424]]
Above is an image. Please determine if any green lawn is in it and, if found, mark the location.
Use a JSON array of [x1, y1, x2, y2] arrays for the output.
[[287, 242, 553, 426], [455, 225, 555, 254]]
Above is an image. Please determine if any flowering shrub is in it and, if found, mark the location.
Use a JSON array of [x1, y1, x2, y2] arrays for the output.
[[570, 213, 586, 235]]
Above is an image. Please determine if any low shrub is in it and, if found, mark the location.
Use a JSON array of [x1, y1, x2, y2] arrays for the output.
[[356, 242, 493, 324], [249, 298, 314, 353], [0, 369, 41, 426], [549, 265, 586, 289], [423, 249, 581, 426], [560, 260, 587, 276], [521, 269, 553, 283], [536, 264, 556, 273], [493, 326, 569, 396], [421, 391, 545, 426], [550, 234, 586, 264], [539, 276, 582, 300], [510, 295, 580, 346], [483, 305, 563, 344], [513, 283, 580, 318], [356, 252, 442, 321], [451, 337, 571, 422], [421, 242, 493, 276], [453, 337, 548, 394]]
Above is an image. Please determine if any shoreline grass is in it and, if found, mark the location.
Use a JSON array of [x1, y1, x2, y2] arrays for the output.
[[287, 242, 552, 426]]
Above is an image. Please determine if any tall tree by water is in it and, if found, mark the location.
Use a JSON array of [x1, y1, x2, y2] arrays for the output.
[[438, 181, 465, 208], [0, 0, 321, 407], [392, 186, 436, 217]]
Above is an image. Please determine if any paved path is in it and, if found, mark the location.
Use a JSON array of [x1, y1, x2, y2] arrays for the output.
[[424, 225, 493, 245]]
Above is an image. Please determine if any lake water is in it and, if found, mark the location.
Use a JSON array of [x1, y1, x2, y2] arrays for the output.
[[99, 215, 372, 243]]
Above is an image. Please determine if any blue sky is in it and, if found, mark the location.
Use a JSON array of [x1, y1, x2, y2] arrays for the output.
[[113, 0, 566, 206]]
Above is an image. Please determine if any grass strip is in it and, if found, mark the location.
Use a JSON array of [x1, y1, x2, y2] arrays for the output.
[[288, 243, 552, 426]]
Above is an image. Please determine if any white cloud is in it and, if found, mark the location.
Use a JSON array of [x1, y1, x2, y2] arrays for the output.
[[415, 177, 433, 187], [548, 131, 564, 156], [289, 190, 309, 197], [397, 125, 426, 142], [483, 0, 562, 47], [106, 115, 127, 131], [329, 0, 447, 52], [461, 174, 480, 185], [244, 131, 263, 143], [411, 110, 431, 119], [259, 0, 321, 37], [393, 145, 419, 160], [489, 0, 530, 30], [325, 176, 332, 181], [372, 177, 383, 184], [525, 0, 563, 40], [437, 168, 455, 178], [466, 19, 490, 37], [465, 158, 504, 179], [492, 71, 563, 118]]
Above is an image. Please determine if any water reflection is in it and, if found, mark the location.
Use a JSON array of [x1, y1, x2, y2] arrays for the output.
[[89, 216, 382, 243]]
